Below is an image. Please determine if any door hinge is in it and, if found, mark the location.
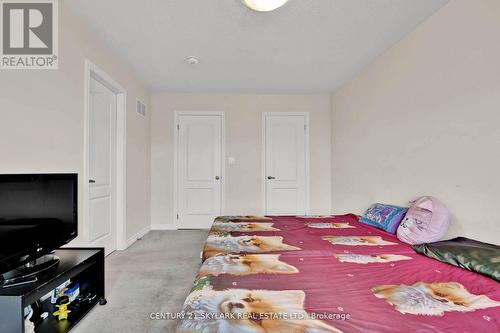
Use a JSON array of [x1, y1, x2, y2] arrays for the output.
[[176, 214, 179, 220], [304, 124, 307, 130], [177, 124, 180, 130]]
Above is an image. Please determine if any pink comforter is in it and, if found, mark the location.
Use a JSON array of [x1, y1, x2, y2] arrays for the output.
[[177, 215, 500, 333]]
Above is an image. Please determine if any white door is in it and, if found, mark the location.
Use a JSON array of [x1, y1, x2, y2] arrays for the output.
[[88, 77, 117, 255], [177, 114, 223, 229], [264, 114, 308, 215]]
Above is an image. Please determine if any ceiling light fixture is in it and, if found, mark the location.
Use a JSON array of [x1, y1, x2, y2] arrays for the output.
[[242, 0, 289, 12]]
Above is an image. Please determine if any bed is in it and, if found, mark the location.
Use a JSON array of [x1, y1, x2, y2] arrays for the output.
[[176, 215, 500, 332]]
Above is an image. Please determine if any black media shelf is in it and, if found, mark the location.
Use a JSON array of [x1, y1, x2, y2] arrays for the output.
[[0, 248, 105, 333]]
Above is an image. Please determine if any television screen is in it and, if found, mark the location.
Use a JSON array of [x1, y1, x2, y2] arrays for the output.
[[0, 174, 77, 274]]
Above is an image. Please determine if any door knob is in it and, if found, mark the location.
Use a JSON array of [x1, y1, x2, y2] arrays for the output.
[[215, 176, 220, 180], [267, 176, 276, 180]]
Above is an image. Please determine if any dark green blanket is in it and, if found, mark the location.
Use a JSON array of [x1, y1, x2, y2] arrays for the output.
[[413, 237, 500, 282]]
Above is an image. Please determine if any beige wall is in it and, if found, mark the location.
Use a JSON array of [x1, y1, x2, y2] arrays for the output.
[[330, 0, 500, 244], [0, 5, 151, 244], [151, 94, 331, 227]]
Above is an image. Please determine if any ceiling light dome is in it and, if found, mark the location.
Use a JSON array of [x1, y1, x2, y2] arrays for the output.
[[242, 0, 289, 12]]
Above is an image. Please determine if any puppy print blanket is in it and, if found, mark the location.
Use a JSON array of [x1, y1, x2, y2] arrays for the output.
[[180, 215, 500, 333]]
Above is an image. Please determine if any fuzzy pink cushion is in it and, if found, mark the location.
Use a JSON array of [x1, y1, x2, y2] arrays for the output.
[[397, 196, 450, 245]]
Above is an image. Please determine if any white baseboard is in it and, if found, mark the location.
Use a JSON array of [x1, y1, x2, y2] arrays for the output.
[[151, 224, 179, 231], [125, 225, 151, 249], [178, 225, 210, 230]]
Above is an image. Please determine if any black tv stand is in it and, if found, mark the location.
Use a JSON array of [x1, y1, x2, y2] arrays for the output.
[[0, 248, 105, 333], [1, 254, 61, 288]]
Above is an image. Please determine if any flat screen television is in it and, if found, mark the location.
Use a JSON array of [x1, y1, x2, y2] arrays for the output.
[[0, 174, 78, 276]]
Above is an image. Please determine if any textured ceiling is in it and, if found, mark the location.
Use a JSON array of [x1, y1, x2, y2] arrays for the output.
[[64, 0, 448, 93]]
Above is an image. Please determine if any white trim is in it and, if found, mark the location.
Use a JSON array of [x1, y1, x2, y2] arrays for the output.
[[84, 59, 128, 252], [151, 224, 179, 231], [125, 226, 150, 249], [304, 113, 311, 215], [261, 113, 266, 216], [261, 112, 310, 215], [178, 225, 211, 230], [173, 111, 226, 227]]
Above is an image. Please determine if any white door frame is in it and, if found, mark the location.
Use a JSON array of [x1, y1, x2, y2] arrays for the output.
[[173, 111, 226, 228], [83, 59, 127, 251], [261, 112, 310, 216]]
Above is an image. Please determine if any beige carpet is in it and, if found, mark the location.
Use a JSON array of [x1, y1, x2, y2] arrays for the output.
[[72, 230, 208, 333]]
